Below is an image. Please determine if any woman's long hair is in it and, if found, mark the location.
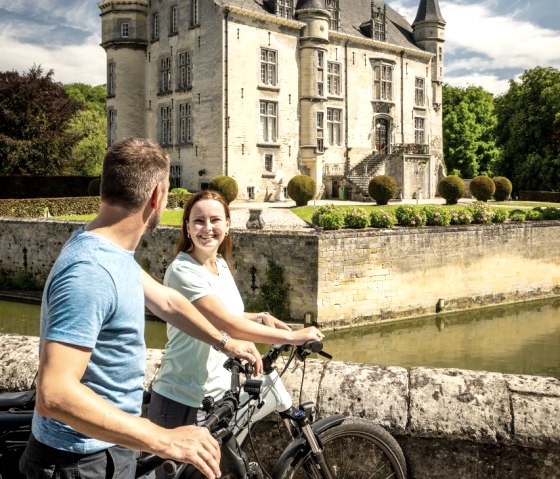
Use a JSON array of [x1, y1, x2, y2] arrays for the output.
[[176, 190, 234, 270]]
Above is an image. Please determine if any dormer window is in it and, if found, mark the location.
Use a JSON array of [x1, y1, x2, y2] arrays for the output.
[[278, 0, 293, 19], [373, 16, 385, 41], [325, 0, 339, 31]]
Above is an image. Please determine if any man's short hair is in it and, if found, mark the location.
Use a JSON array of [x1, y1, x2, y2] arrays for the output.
[[101, 138, 170, 212]]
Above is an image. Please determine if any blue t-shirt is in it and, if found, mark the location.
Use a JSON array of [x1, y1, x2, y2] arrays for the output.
[[32, 228, 146, 453]]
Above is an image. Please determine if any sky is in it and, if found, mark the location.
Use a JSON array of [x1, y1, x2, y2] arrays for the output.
[[0, 0, 559, 96]]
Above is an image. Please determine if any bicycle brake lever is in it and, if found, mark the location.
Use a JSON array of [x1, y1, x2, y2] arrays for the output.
[[318, 351, 333, 360]]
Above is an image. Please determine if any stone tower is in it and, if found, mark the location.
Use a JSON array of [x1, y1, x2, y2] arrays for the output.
[[98, 0, 148, 143], [295, 0, 331, 195], [412, 0, 446, 109]]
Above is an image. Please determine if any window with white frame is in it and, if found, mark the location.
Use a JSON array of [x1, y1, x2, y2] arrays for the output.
[[178, 51, 192, 89], [327, 62, 341, 95], [259, 101, 277, 142], [191, 0, 199, 26], [120, 22, 129, 38], [373, 62, 393, 101], [415, 77, 425, 107], [260, 48, 277, 86], [317, 51, 325, 96], [152, 12, 159, 39], [160, 105, 172, 145], [325, 0, 339, 30], [107, 61, 116, 96], [264, 154, 274, 172], [247, 186, 256, 200], [170, 6, 178, 34], [327, 108, 341, 145], [316, 111, 324, 152], [170, 164, 182, 188], [160, 56, 172, 93], [414, 117, 425, 144], [178, 102, 192, 144], [277, 0, 293, 18], [107, 108, 117, 146]]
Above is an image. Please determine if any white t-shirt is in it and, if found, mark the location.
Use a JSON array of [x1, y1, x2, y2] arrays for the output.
[[152, 252, 244, 407]]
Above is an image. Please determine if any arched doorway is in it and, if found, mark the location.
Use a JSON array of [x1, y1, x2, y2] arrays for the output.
[[375, 118, 389, 153]]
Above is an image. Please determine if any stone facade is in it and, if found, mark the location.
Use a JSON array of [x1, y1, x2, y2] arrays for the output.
[[98, 0, 446, 201], [2, 218, 560, 328]]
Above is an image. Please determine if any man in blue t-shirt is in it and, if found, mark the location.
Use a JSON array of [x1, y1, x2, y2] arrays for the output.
[[19, 138, 262, 479]]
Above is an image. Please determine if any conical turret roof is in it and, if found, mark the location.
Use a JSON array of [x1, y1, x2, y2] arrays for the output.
[[413, 0, 445, 26]]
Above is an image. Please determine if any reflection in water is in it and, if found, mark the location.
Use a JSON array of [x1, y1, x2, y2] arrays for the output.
[[1, 297, 559, 379]]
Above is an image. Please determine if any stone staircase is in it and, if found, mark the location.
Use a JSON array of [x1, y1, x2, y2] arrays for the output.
[[345, 152, 387, 198]]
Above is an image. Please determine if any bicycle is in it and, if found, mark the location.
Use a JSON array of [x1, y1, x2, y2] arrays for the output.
[[1, 341, 407, 479]]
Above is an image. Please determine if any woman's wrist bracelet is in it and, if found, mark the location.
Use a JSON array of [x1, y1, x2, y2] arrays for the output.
[[213, 331, 230, 352]]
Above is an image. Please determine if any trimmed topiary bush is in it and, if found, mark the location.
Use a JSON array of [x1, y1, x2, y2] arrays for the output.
[[395, 205, 427, 227], [168, 188, 190, 208], [311, 204, 344, 229], [368, 175, 397, 205], [87, 177, 101, 196], [369, 209, 397, 228], [422, 205, 452, 226], [525, 209, 544, 221], [492, 176, 512, 202], [287, 175, 316, 207], [540, 207, 560, 220], [209, 176, 239, 204], [437, 175, 465, 205], [469, 175, 496, 202], [344, 207, 369, 229]]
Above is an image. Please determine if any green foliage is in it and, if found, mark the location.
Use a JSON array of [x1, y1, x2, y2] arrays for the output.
[[491, 208, 509, 223], [450, 208, 473, 225], [65, 108, 106, 175], [422, 205, 452, 226], [0, 268, 41, 290], [494, 66, 560, 192], [63, 83, 106, 115], [87, 178, 101, 196], [344, 207, 369, 229], [525, 209, 544, 221], [368, 175, 397, 205], [168, 188, 190, 208], [508, 209, 527, 222], [311, 204, 345, 230], [0, 66, 85, 175], [209, 176, 239, 204], [395, 205, 426, 227], [468, 202, 495, 224], [369, 209, 397, 228], [287, 175, 316, 207], [442, 84, 501, 178], [469, 175, 496, 202], [492, 176, 513, 201], [255, 262, 291, 320], [0, 197, 100, 218], [437, 175, 466, 205], [539, 207, 560, 220]]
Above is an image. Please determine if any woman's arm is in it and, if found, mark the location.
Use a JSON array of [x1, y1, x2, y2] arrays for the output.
[[243, 311, 292, 331]]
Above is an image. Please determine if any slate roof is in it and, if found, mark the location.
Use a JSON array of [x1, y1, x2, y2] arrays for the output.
[[217, 0, 425, 52], [413, 0, 446, 26]]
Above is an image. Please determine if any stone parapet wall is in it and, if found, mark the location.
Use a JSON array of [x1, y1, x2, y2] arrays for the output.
[[1, 334, 558, 478]]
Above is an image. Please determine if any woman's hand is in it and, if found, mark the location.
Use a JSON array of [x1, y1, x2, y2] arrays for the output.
[[259, 312, 292, 331], [290, 326, 324, 345]]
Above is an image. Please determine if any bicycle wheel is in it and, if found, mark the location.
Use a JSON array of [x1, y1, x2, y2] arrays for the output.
[[272, 417, 407, 479]]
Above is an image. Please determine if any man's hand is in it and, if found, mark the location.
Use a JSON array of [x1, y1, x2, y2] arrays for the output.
[[223, 338, 263, 375], [158, 425, 221, 479]]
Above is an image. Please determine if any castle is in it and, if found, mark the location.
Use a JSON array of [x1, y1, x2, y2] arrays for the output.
[[98, 0, 446, 201]]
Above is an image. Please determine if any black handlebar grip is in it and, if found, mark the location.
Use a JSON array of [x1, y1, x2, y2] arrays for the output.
[[305, 340, 323, 353], [162, 460, 178, 475]]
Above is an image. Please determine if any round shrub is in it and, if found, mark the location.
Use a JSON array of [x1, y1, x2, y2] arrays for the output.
[[541, 207, 560, 220], [368, 175, 397, 205], [168, 188, 190, 208], [492, 176, 512, 202], [491, 207, 509, 223], [87, 177, 101, 196], [525, 209, 544, 221], [450, 207, 473, 225], [287, 175, 316, 207], [170, 187, 189, 195], [437, 175, 465, 205], [422, 205, 451, 226], [311, 204, 344, 230], [209, 176, 239, 204], [508, 209, 526, 222], [344, 207, 369, 229], [395, 205, 427, 227], [469, 176, 495, 202], [369, 209, 397, 228]]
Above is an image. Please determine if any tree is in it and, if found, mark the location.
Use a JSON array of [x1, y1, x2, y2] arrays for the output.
[[494, 66, 560, 192], [64, 83, 107, 176], [0, 66, 85, 175], [442, 84, 501, 178]]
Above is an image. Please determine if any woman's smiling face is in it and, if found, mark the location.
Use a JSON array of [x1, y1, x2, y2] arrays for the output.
[[186, 199, 230, 251]]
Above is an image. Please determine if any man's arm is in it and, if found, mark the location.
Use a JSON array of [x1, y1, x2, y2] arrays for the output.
[[35, 340, 221, 479], [142, 270, 262, 372]]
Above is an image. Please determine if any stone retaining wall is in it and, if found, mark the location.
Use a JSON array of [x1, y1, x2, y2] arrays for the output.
[[1, 218, 560, 327], [1, 334, 558, 479]]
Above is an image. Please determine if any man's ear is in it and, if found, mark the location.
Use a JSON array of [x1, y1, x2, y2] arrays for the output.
[[149, 182, 163, 209]]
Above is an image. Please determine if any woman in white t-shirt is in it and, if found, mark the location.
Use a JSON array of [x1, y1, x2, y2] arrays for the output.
[[148, 190, 323, 443]]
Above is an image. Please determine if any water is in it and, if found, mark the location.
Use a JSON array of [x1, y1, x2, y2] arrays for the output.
[[1, 297, 559, 379]]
